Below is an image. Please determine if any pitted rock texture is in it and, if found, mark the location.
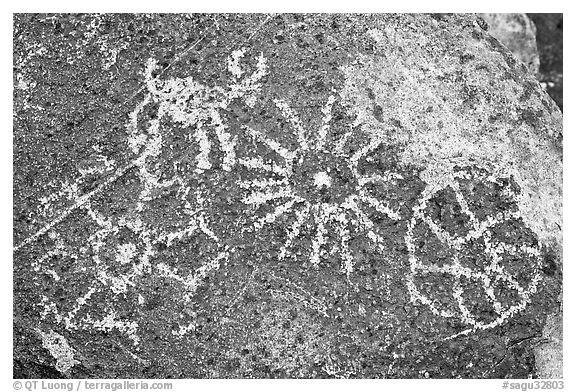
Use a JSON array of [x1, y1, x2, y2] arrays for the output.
[[14, 14, 562, 379]]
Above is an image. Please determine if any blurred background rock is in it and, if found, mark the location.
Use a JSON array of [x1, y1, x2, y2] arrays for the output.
[[481, 13, 563, 111]]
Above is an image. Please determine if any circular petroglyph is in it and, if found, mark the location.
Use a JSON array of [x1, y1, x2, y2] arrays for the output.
[[405, 167, 543, 338], [29, 48, 271, 343], [35, 187, 229, 344], [236, 93, 406, 275]]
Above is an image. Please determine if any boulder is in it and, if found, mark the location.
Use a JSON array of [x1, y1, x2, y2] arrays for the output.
[[13, 13, 562, 378]]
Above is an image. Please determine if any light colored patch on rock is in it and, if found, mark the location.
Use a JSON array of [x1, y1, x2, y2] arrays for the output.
[[340, 19, 562, 376], [534, 310, 563, 378], [340, 24, 562, 250], [36, 329, 79, 373]]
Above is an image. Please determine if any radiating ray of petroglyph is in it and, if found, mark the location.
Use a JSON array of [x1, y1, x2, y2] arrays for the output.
[[404, 168, 543, 338], [317, 95, 336, 150], [238, 94, 404, 274]]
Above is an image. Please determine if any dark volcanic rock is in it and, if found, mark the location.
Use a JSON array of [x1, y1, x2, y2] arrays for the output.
[[13, 13, 562, 379]]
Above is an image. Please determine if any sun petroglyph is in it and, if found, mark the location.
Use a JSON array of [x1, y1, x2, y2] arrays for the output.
[[237, 94, 404, 275], [405, 168, 543, 339]]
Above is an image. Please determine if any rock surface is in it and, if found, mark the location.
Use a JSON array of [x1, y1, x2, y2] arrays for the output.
[[13, 14, 562, 379]]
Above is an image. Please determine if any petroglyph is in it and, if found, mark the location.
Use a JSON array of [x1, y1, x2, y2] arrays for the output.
[[13, 14, 562, 378], [24, 46, 548, 346], [340, 27, 562, 249], [26, 46, 269, 342], [34, 184, 227, 343], [405, 167, 543, 338], [238, 94, 404, 275], [129, 48, 267, 175], [37, 329, 79, 373]]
